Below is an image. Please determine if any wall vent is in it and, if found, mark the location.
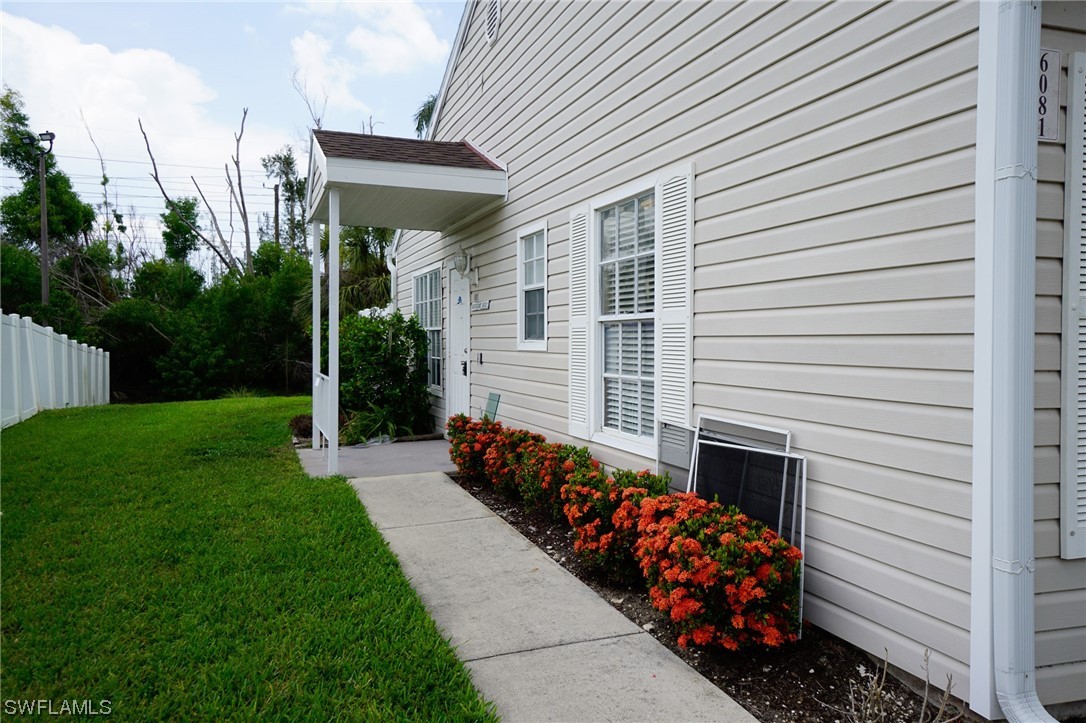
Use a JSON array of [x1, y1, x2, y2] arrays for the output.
[[484, 0, 500, 45]]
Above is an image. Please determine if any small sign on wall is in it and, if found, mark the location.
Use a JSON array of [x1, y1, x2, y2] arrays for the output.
[[470, 300, 490, 311], [1039, 48, 1061, 142]]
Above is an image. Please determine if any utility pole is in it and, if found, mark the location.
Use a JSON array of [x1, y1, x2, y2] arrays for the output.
[[273, 183, 280, 247], [38, 150, 48, 305], [22, 130, 55, 306]]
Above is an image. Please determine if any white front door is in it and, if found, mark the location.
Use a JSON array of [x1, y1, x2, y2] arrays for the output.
[[447, 267, 471, 418]]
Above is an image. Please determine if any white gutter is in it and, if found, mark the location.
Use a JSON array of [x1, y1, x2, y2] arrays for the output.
[[972, 1, 1057, 720]]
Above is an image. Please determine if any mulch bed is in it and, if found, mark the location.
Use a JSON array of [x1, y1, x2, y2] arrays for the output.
[[451, 474, 971, 723]]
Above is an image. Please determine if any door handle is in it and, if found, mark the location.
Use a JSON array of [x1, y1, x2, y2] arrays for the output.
[[461, 360, 467, 376]]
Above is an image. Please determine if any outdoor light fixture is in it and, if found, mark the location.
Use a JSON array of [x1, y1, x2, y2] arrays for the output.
[[22, 130, 55, 305], [452, 252, 470, 276]]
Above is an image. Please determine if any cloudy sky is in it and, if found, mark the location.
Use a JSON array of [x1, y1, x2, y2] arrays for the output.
[[0, 1, 462, 263]]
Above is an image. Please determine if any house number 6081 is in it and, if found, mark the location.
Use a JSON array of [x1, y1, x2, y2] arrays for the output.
[[1039, 48, 1061, 142]]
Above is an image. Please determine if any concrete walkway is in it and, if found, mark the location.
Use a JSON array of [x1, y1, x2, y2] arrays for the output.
[[296, 438, 457, 478], [348, 466, 757, 722]]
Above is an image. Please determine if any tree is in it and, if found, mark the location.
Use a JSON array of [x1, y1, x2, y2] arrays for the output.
[[261, 146, 308, 252], [0, 87, 95, 248], [160, 196, 201, 262], [139, 115, 244, 274], [414, 94, 437, 139]]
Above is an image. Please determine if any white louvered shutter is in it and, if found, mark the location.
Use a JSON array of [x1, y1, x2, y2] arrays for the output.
[[1061, 52, 1086, 560], [656, 168, 693, 428], [568, 209, 591, 439]]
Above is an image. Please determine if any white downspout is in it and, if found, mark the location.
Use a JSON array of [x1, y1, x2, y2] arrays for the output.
[[985, 1, 1057, 720]]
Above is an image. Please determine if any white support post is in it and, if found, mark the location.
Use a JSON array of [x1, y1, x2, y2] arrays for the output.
[[328, 187, 341, 475], [104, 351, 110, 405], [311, 219, 322, 451]]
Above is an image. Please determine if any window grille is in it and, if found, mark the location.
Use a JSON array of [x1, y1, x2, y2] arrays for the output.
[[414, 269, 442, 389]]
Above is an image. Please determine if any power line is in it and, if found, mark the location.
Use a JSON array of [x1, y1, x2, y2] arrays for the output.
[[54, 153, 266, 174]]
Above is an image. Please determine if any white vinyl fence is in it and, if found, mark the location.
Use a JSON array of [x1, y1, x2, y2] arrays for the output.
[[1, 312, 109, 428]]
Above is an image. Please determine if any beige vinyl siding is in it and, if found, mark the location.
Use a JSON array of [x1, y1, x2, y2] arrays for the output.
[[394, 0, 1086, 707], [402, 0, 986, 698], [1037, 7, 1086, 705]]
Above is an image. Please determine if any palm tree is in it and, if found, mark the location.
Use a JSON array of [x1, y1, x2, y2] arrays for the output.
[[413, 94, 437, 139], [296, 225, 394, 325]]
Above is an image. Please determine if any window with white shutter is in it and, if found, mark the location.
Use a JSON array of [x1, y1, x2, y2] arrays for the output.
[[1060, 52, 1086, 560], [566, 164, 692, 457], [414, 267, 443, 391]]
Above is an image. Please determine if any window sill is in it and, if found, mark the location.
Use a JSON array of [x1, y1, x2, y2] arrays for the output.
[[428, 385, 444, 398], [517, 339, 547, 352], [590, 429, 655, 462]]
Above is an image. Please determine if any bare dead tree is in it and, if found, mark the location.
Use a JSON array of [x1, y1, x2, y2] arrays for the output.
[[79, 110, 118, 248], [228, 108, 253, 274], [139, 117, 241, 274], [290, 68, 327, 130], [362, 115, 383, 135]]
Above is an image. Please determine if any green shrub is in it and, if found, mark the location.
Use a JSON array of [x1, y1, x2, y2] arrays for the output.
[[338, 310, 431, 436]]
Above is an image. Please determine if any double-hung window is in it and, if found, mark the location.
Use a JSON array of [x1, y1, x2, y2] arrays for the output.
[[599, 194, 655, 437], [567, 165, 692, 460], [518, 224, 547, 350], [414, 267, 442, 390]]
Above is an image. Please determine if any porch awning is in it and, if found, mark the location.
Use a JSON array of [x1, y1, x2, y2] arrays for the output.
[[305, 130, 507, 231]]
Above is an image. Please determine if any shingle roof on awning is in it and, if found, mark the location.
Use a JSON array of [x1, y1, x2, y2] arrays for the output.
[[305, 130, 507, 231], [312, 130, 502, 171]]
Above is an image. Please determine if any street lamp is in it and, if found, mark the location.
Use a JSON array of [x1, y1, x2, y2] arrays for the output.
[[21, 130, 55, 305]]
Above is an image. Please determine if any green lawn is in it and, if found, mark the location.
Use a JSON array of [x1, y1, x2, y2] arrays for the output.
[[0, 397, 496, 721]]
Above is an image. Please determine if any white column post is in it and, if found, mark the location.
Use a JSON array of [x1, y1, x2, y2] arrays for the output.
[[104, 351, 110, 405], [328, 187, 341, 475], [311, 219, 322, 451]]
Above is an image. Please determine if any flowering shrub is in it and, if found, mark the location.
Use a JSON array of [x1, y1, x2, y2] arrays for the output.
[[628, 493, 802, 651], [446, 414, 503, 485], [447, 415, 803, 653], [482, 427, 546, 495], [562, 465, 670, 580], [516, 442, 590, 518]]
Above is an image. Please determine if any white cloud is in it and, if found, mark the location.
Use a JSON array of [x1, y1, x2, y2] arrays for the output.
[[344, 3, 449, 75], [290, 30, 370, 114], [0, 12, 291, 265], [288, 1, 450, 85]]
